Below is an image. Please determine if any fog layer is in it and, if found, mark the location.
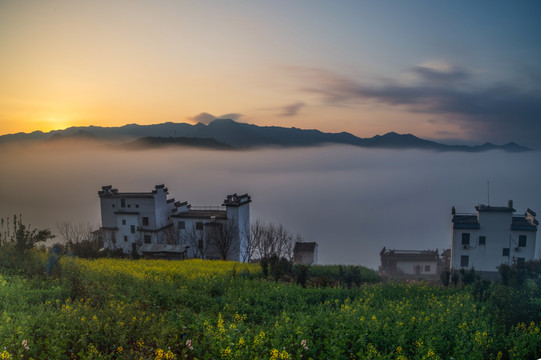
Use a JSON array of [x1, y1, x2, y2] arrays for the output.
[[1, 142, 540, 269]]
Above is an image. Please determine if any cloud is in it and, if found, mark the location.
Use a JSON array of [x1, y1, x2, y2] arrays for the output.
[[278, 102, 306, 117], [410, 61, 471, 84], [289, 65, 541, 148], [188, 112, 244, 125]]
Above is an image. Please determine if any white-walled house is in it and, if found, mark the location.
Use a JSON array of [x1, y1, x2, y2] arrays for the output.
[[293, 242, 318, 265], [98, 185, 251, 261], [379, 248, 440, 280], [451, 200, 538, 276]]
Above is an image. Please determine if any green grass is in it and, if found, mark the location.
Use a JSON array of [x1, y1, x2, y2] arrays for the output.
[[0, 251, 540, 359]]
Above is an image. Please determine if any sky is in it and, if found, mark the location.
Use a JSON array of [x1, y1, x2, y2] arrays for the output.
[[1, 1, 541, 148]]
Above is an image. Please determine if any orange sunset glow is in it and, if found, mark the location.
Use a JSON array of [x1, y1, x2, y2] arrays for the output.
[[1, 1, 540, 148]]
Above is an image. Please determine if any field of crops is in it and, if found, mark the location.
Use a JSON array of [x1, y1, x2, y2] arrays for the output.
[[1, 253, 541, 359]]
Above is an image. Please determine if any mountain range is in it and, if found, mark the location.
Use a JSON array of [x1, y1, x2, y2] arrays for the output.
[[0, 119, 531, 152]]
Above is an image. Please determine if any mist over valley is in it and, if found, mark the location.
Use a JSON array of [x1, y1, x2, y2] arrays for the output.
[[1, 140, 539, 269]]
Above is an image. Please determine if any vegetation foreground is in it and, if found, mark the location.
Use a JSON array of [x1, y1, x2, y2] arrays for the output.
[[0, 251, 541, 359]]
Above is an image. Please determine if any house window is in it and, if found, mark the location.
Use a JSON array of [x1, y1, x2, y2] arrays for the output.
[[503, 248, 510, 256], [516, 257, 525, 265], [519, 235, 527, 247], [142, 217, 149, 226], [460, 256, 469, 267], [130, 225, 135, 234], [198, 239, 203, 250], [122, 219, 126, 225], [461, 233, 470, 245], [136, 204, 139, 208], [479, 236, 486, 245], [121, 199, 126, 208], [196, 222, 203, 231], [178, 221, 185, 230], [144, 235, 151, 244], [425, 265, 430, 272], [112, 204, 115, 208], [124, 236, 128, 242], [128, 204, 131, 208]]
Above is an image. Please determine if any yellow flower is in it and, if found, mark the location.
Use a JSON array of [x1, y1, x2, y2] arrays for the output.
[[221, 347, 232, 358]]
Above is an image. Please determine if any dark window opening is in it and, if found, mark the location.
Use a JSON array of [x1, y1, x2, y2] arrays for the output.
[[460, 255, 469, 267], [196, 222, 203, 231], [144, 235, 151, 244], [198, 239, 203, 250], [124, 236, 128, 242], [130, 225, 135, 234], [519, 235, 527, 247], [136, 204, 139, 208], [142, 217, 149, 226], [461, 233, 470, 245], [112, 204, 115, 208], [425, 265, 430, 272], [128, 204, 131, 208], [516, 257, 525, 265], [479, 236, 486, 245], [121, 199, 126, 208], [503, 248, 510, 256], [122, 219, 126, 225], [178, 221, 185, 230]]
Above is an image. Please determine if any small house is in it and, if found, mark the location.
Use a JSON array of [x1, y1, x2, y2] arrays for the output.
[[293, 242, 318, 265]]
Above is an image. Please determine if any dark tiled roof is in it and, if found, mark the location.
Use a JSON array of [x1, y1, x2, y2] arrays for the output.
[[452, 214, 480, 229], [475, 204, 514, 212], [140, 244, 188, 253], [511, 216, 538, 231], [380, 249, 439, 261], [114, 211, 139, 215], [294, 242, 317, 252], [172, 210, 227, 219], [102, 192, 155, 198], [223, 193, 252, 207]]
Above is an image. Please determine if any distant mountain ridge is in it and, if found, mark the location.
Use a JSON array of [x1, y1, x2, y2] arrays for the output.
[[0, 119, 531, 152]]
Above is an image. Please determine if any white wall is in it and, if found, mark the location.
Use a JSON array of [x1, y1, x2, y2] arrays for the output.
[[396, 260, 438, 275], [452, 210, 537, 272]]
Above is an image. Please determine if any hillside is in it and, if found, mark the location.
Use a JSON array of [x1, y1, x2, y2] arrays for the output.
[[0, 119, 531, 152]]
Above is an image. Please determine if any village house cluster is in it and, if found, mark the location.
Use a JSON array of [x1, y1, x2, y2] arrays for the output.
[[98, 184, 251, 261], [98, 184, 319, 264], [380, 200, 538, 280], [98, 186, 536, 275]]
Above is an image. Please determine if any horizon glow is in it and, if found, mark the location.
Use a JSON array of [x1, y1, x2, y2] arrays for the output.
[[1, 1, 540, 147]]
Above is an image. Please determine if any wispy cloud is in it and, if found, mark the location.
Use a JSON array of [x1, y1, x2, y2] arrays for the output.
[[278, 102, 306, 117], [187, 112, 243, 125], [288, 64, 541, 148], [410, 61, 471, 85]]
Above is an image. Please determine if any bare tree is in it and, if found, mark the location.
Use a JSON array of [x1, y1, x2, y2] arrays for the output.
[[207, 219, 239, 261], [56, 222, 94, 245], [251, 219, 295, 260], [241, 222, 257, 262], [275, 224, 294, 260], [183, 224, 208, 259]]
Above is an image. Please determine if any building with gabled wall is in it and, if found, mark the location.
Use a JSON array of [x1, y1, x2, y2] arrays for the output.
[[98, 185, 251, 261], [451, 200, 538, 277], [293, 242, 318, 265], [379, 247, 441, 280]]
